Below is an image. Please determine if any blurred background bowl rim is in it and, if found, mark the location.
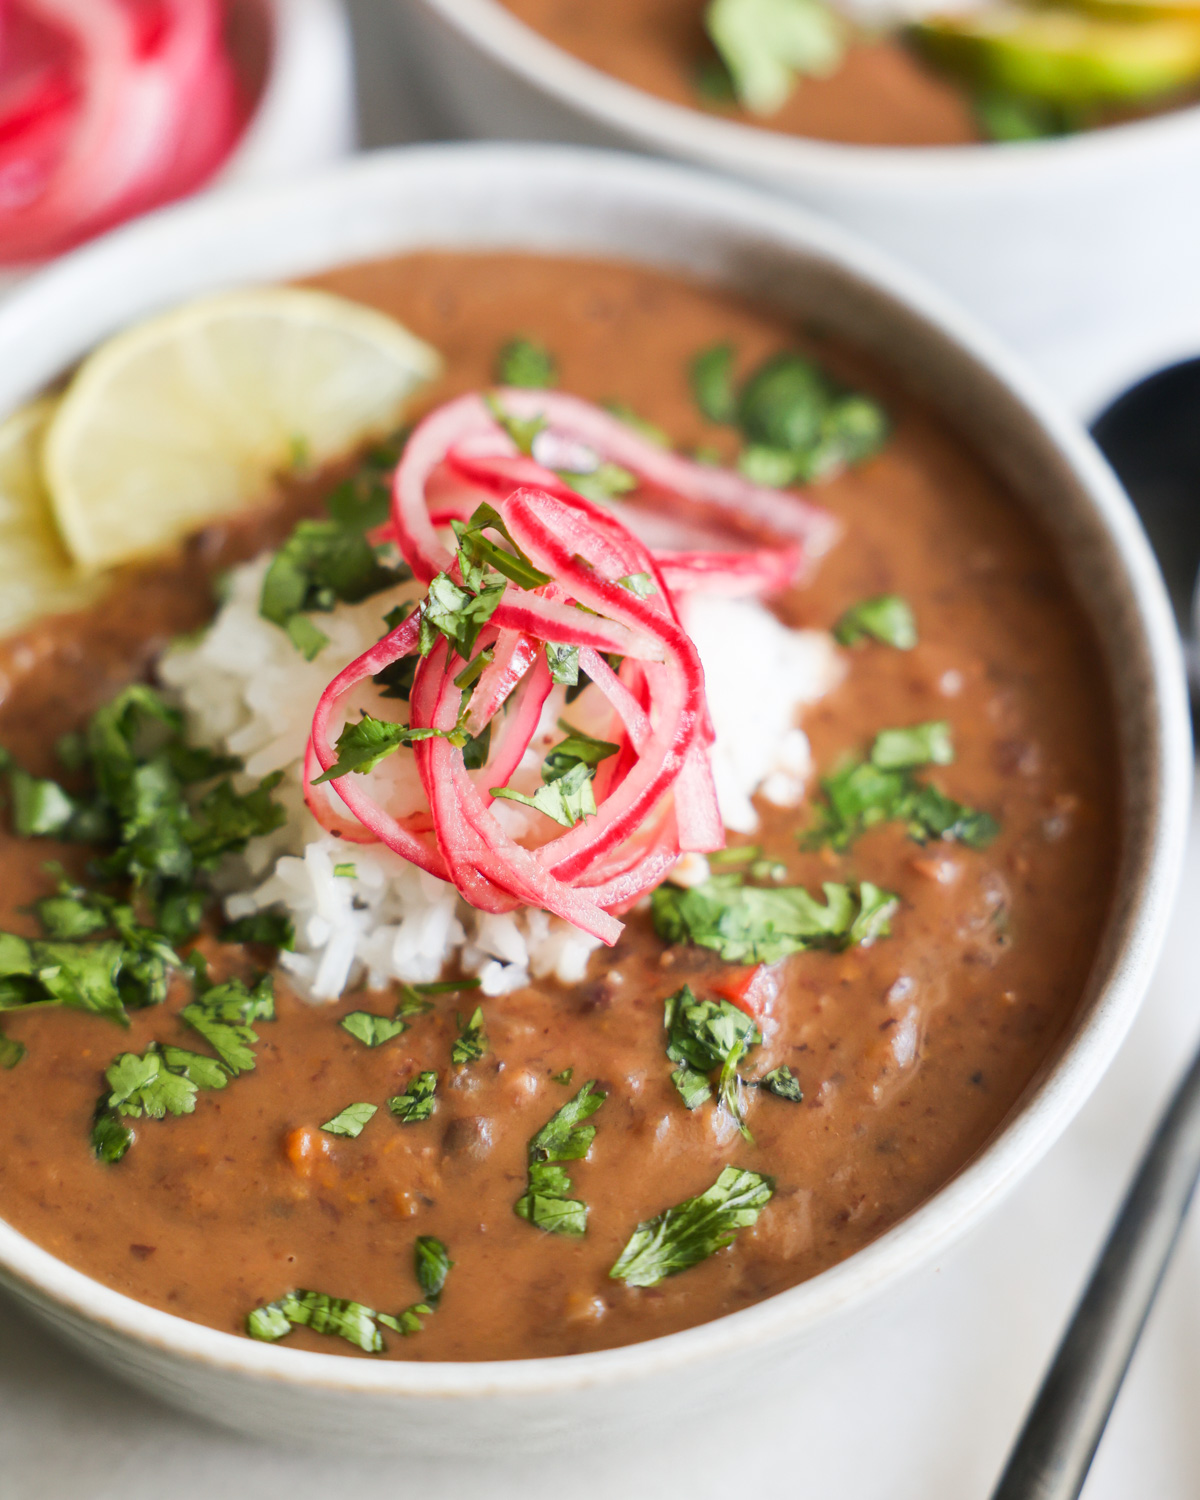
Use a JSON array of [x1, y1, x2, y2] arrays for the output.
[[410, 0, 1200, 184]]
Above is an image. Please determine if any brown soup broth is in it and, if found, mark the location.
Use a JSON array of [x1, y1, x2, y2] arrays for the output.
[[0, 253, 1118, 1360]]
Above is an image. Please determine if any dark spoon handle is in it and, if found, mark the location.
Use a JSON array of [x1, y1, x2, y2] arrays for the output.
[[991, 1040, 1200, 1500]]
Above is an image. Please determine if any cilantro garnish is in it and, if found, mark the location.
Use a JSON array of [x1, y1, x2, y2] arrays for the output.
[[321, 1102, 377, 1137], [414, 1235, 453, 1307], [451, 503, 551, 592], [221, 909, 295, 951], [180, 967, 275, 1076], [491, 720, 618, 829], [259, 433, 411, 660], [2, 685, 286, 950], [759, 1065, 803, 1102], [496, 336, 557, 389], [560, 463, 639, 504], [450, 1006, 488, 1066], [248, 1234, 455, 1350], [311, 711, 461, 784], [514, 1080, 606, 1238], [689, 342, 888, 485], [652, 874, 898, 964], [340, 1010, 407, 1048], [805, 726, 998, 851], [247, 1291, 390, 1353], [834, 594, 917, 650], [89, 1039, 230, 1162], [616, 571, 656, 598], [704, 0, 844, 116], [664, 986, 763, 1138], [610, 1165, 774, 1286], [545, 642, 580, 687], [550, 1068, 574, 1086], [388, 1070, 438, 1124]]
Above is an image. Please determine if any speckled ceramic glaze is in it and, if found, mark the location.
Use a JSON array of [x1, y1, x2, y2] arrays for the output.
[[398, 0, 1200, 414], [0, 146, 1186, 1454]]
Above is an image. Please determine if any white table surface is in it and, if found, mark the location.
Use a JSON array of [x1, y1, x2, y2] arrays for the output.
[[4, 5, 1199, 1494]]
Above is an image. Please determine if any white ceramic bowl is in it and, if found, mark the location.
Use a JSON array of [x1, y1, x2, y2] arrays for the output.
[[397, 0, 1200, 416], [221, 0, 356, 190], [0, 144, 1187, 1455]]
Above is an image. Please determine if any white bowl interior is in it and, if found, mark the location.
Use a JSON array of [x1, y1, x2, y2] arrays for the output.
[[0, 145, 1186, 1449]]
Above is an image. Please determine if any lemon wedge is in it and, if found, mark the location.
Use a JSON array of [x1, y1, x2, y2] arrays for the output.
[[43, 288, 442, 571], [0, 398, 103, 636]]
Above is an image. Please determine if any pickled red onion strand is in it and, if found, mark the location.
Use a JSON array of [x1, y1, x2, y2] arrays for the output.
[[655, 547, 802, 598], [674, 744, 724, 852], [461, 627, 538, 737], [476, 649, 554, 794], [575, 647, 651, 750], [302, 738, 377, 845]]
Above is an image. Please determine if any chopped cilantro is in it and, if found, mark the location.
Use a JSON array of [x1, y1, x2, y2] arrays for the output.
[[321, 1102, 377, 1137], [550, 1068, 574, 1086], [333, 862, 357, 878], [379, 1303, 434, 1338], [491, 720, 618, 829], [652, 873, 898, 964], [180, 969, 275, 1076], [246, 1291, 388, 1353], [90, 1039, 230, 1161], [870, 720, 953, 771], [451, 1006, 488, 1066], [414, 1235, 453, 1307], [561, 462, 638, 504], [758, 1065, 803, 1102], [834, 594, 917, 650], [9, 769, 77, 837], [616, 571, 656, 598], [221, 909, 295, 951], [259, 435, 410, 658], [689, 342, 888, 483], [805, 732, 998, 852], [311, 711, 459, 784], [704, 0, 844, 115], [340, 1010, 407, 1048], [514, 1080, 606, 1237], [609, 1165, 774, 1286], [0, 1029, 25, 1069], [545, 643, 580, 687], [388, 1070, 438, 1124], [451, 503, 551, 593], [496, 336, 557, 389], [419, 570, 507, 663], [664, 986, 761, 1138]]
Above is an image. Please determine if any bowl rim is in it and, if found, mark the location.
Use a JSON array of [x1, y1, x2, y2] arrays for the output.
[[0, 141, 1188, 1401], [412, 0, 1200, 186]]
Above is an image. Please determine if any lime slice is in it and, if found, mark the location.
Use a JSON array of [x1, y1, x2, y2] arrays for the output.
[[0, 399, 103, 637], [911, 6, 1200, 104], [43, 288, 442, 571]]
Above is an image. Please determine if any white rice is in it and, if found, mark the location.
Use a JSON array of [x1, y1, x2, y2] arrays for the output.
[[159, 557, 842, 1001]]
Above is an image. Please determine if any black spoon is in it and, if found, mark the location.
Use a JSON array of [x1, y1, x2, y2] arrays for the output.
[[984, 362, 1200, 1499]]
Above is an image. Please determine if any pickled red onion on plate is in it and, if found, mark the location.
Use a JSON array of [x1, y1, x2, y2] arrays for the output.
[[309, 391, 839, 943], [0, 0, 247, 265]]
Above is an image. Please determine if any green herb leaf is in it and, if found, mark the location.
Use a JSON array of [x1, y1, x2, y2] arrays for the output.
[[260, 517, 405, 657], [104, 1045, 200, 1119], [322, 1102, 377, 1137], [496, 336, 557, 389], [550, 1067, 574, 1086], [451, 503, 551, 592], [414, 1236, 453, 1307], [870, 720, 954, 771], [221, 909, 295, 951], [90, 1110, 133, 1163], [616, 571, 656, 598], [246, 1290, 387, 1353], [340, 1010, 407, 1048], [904, 783, 999, 849], [311, 711, 458, 785], [545, 642, 580, 686], [180, 972, 275, 1076], [560, 462, 638, 503], [388, 1070, 438, 1124], [0, 1027, 25, 1068], [159, 1046, 229, 1090], [652, 874, 894, 963], [610, 1165, 775, 1286], [671, 1065, 713, 1110], [691, 343, 738, 424], [419, 569, 507, 664], [515, 1081, 606, 1238], [834, 594, 918, 650], [758, 1065, 803, 1102], [9, 768, 77, 836], [705, 0, 844, 115], [451, 1006, 488, 1066]]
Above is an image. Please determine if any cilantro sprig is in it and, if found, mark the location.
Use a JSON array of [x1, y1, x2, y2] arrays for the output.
[[609, 1166, 774, 1287], [451, 1006, 488, 1066], [491, 720, 618, 829], [805, 722, 999, 851], [514, 1080, 606, 1237], [652, 873, 898, 964], [834, 594, 917, 650], [388, 1070, 438, 1124], [689, 342, 888, 485]]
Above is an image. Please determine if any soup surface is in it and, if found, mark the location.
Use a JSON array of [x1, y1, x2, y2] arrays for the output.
[[0, 253, 1117, 1360]]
